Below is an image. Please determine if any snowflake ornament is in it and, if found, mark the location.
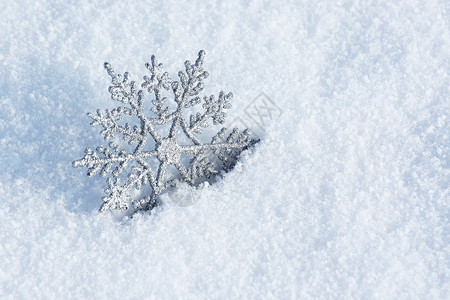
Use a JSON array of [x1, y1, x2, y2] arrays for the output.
[[73, 50, 255, 212]]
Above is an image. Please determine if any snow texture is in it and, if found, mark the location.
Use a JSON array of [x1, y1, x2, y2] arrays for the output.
[[73, 50, 253, 212], [0, 1, 449, 299]]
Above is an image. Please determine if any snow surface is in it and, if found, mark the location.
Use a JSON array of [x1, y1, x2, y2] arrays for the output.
[[0, 1, 449, 299]]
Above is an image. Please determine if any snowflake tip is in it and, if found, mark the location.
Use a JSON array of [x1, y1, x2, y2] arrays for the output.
[[198, 71, 209, 80]]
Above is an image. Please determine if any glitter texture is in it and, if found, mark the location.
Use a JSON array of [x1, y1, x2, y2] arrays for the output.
[[73, 50, 255, 212]]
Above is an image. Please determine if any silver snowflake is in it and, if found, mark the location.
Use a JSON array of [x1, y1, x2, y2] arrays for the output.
[[73, 50, 254, 212]]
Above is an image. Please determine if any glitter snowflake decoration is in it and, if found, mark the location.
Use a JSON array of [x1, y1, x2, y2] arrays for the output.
[[73, 50, 254, 212]]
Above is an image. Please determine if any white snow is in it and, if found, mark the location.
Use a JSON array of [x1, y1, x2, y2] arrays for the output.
[[0, 1, 449, 299]]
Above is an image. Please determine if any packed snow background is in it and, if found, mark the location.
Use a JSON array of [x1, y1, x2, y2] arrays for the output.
[[0, 0, 449, 298]]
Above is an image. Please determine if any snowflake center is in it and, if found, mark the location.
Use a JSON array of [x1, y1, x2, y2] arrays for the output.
[[156, 138, 181, 164]]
